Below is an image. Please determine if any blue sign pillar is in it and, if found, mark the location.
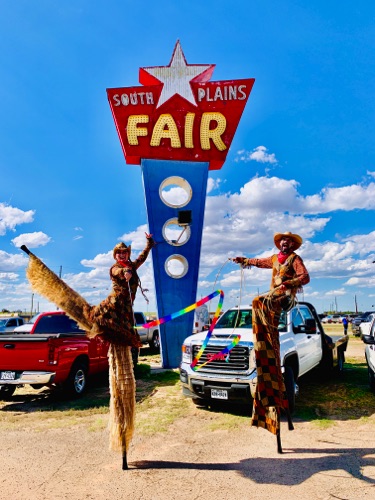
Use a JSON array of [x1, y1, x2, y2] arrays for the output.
[[142, 159, 209, 368]]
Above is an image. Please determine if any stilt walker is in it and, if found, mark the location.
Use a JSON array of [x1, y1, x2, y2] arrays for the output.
[[21, 234, 154, 470], [233, 231, 310, 452]]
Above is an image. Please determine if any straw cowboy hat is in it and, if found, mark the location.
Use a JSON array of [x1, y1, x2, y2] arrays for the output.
[[113, 242, 131, 259], [274, 232, 303, 251]]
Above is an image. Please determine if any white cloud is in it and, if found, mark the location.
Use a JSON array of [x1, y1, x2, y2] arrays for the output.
[[207, 178, 221, 193], [81, 251, 113, 269], [235, 146, 277, 164], [11, 232, 51, 249], [0, 203, 34, 235], [118, 224, 151, 250], [0, 250, 28, 272], [4, 173, 375, 314]]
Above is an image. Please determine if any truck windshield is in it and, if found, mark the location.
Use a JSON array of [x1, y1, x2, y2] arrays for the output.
[[215, 309, 289, 331], [215, 309, 252, 329]]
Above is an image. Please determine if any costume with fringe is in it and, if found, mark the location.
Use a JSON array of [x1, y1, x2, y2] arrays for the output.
[[242, 252, 309, 435], [22, 236, 154, 456]]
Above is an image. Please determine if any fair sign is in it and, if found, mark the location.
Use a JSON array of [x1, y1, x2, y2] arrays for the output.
[[107, 42, 255, 170]]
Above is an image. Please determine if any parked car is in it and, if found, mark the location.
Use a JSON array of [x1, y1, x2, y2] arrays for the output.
[[352, 311, 375, 336], [134, 312, 160, 352], [1, 311, 138, 400], [359, 313, 375, 339], [361, 316, 375, 391], [0, 316, 24, 333]]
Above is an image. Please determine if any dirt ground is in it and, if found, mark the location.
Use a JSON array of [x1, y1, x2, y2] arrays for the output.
[[1, 339, 375, 500]]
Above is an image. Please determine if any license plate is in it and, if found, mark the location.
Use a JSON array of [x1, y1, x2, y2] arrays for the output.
[[211, 389, 228, 400], [0, 371, 15, 381]]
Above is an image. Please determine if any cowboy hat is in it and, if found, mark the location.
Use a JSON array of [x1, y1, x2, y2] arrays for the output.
[[274, 232, 303, 251], [113, 242, 131, 259]]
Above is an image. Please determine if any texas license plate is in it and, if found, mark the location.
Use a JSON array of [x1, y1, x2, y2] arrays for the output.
[[211, 389, 228, 399], [0, 371, 15, 381]]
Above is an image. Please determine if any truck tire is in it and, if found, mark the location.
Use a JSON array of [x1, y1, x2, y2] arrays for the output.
[[131, 347, 139, 368], [149, 331, 160, 352], [0, 385, 16, 400], [192, 397, 208, 407], [337, 350, 345, 374], [283, 366, 296, 414], [64, 361, 88, 397]]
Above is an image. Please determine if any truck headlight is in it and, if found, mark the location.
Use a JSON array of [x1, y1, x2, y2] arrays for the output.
[[182, 344, 192, 363]]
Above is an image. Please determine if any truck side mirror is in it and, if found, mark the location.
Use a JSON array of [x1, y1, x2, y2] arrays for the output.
[[362, 334, 375, 345], [295, 318, 317, 334]]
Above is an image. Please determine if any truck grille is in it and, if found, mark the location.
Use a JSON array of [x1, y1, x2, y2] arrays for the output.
[[192, 344, 250, 372]]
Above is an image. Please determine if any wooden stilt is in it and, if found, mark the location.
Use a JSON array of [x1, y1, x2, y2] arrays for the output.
[[122, 450, 128, 470], [285, 408, 294, 431], [276, 430, 283, 454]]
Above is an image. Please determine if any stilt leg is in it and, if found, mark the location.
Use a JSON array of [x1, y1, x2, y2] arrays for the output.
[[122, 450, 128, 470], [276, 430, 283, 454], [285, 408, 294, 431]]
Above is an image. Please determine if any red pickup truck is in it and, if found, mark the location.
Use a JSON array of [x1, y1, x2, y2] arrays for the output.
[[0, 311, 137, 400]]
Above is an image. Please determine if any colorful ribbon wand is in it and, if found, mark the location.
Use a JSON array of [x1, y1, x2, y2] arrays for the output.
[[139, 290, 241, 370]]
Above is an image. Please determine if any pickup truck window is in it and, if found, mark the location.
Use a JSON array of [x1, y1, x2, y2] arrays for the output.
[[134, 313, 145, 326], [34, 315, 85, 334], [291, 306, 314, 333], [215, 309, 252, 329]]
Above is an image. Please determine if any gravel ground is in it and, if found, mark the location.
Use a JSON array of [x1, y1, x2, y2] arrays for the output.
[[1, 338, 375, 500]]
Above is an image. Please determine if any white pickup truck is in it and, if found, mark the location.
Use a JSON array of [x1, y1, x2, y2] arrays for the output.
[[134, 312, 160, 352], [180, 301, 348, 412]]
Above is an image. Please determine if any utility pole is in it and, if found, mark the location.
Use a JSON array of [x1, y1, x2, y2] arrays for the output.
[[355, 295, 358, 313]]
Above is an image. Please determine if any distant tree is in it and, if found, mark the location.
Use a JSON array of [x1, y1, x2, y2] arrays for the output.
[[1, 308, 10, 313]]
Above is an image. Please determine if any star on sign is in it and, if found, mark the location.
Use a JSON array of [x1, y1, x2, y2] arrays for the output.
[[140, 41, 215, 108]]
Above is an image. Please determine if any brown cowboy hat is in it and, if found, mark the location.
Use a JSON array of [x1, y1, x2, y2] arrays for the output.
[[274, 232, 303, 250], [113, 242, 131, 259]]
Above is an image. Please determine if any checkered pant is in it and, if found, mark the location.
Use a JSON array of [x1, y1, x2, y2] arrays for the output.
[[251, 295, 289, 435]]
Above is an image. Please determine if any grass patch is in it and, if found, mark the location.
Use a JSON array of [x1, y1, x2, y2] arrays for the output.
[[1, 344, 373, 434], [136, 369, 190, 434], [295, 357, 374, 424]]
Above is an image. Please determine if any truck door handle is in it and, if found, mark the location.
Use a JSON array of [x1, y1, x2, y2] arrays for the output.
[[3, 344, 15, 349]]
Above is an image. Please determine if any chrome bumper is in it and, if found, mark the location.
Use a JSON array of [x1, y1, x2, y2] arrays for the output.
[[0, 371, 56, 385], [180, 362, 258, 400]]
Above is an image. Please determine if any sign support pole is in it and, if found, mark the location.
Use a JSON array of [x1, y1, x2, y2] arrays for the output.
[[142, 159, 208, 368]]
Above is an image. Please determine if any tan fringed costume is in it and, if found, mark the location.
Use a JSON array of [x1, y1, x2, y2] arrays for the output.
[[22, 235, 154, 461], [233, 232, 310, 451]]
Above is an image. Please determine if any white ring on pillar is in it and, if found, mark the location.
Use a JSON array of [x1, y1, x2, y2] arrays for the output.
[[162, 218, 191, 246], [165, 254, 189, 279], [159, 176, 192, 208]]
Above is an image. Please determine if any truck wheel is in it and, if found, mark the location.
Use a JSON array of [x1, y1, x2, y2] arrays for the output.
[[131, 347, 139, 368], [65, 361, 88, 397], [337, 350, 345, 374], [0, 385, 16, 400], [192, 397, 208, 407], [283, 366, 296, 414], [149, 331, 160, 352]]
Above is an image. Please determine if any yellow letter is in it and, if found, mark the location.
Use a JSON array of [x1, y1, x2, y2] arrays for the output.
[[184, 113, 195, 148], [150, 114, 181, 148], [127, 115, 149, 145], [200, 112, 227, 151]]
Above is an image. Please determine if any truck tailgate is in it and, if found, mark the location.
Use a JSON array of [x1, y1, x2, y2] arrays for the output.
[[0, 335, 54, 371]]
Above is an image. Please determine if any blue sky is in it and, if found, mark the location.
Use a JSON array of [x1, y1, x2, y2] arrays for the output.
[[1, 1, 375, 315]]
